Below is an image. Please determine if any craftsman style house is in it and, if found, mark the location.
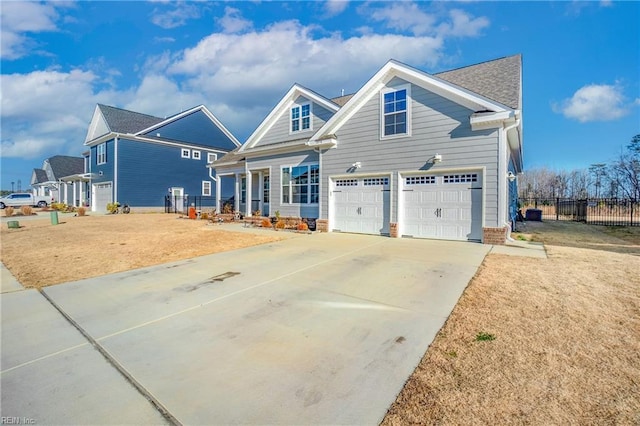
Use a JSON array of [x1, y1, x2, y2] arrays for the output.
[[31, 155, 85, 206], [211, 55, 522, 244], [83, 104, 240, 212]]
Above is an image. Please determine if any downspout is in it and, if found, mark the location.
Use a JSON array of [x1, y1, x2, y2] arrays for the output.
[[114, 136, 118, 204], [502, 119, 520, 241]]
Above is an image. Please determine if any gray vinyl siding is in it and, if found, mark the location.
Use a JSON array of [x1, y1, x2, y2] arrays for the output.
[[254, 97, 335, 148], [247, 150, 319, 218], [321, 78, 500, 227]]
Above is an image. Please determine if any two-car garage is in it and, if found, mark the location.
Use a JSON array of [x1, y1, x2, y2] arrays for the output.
[[330, 171, 483, 241]]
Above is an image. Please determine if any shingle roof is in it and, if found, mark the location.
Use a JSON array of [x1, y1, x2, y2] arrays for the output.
[[330, 94, 355, 107], [435, 54, 521, 110], [32, 168, 48, 184], [47, 155, 84, 179], [98, 104, 164, 134]]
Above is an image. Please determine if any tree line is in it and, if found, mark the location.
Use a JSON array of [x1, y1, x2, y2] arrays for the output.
[[519, 134, 640, 200]]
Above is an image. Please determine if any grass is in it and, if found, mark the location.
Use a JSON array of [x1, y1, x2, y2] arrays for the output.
[[383, 221, 640, 425]]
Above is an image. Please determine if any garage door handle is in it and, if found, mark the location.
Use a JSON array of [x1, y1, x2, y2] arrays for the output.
[[434, 208, 441, 218]]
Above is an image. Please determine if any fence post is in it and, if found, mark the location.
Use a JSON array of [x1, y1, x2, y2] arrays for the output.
[[556, 197, 559, 221]]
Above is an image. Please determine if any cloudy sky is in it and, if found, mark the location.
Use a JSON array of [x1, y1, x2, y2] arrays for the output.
[[1, 1, 638, 191]]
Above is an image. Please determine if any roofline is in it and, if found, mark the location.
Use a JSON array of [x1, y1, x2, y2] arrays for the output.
[[134, 105, 241, 147], [241, 84, 340, 152], [311, 59, 512, 142], [84, 132, 233, 153]]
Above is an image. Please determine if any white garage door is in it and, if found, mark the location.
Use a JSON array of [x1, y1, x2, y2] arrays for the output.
[[402, 173, 482, 241], [93, 182, 112, 212], [332, 177, 390, 235]]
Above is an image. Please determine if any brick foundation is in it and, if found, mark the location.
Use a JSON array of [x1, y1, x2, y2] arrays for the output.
[[483, 226, 508, 245], [316, 219, 329, 232], [389, 222, 399, 238]]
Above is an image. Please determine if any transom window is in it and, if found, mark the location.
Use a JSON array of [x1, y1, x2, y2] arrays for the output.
[[282, 164, 319, 204], [335, 179, 358, 187], [291, 103, 311, 132], [381, 86, 410, 138], [406, 176, 436, 185], [443, 174, 478, 183], [97, 143, 106, 165], [364, 177, 389, 186]]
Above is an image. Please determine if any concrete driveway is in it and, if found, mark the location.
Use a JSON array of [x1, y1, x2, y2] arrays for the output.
[[1, 231, 490, 425]]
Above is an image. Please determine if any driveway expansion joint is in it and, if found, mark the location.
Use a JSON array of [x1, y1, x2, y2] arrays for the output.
[[38, 288, 181, 426]]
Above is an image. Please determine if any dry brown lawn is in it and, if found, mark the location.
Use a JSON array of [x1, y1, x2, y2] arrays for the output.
[[2, 214, 639, 424], [383, 221, 640, 425], [0, 213, 284, 288]]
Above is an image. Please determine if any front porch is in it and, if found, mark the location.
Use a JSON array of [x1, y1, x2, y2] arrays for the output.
[[216, 169, 270, 217]]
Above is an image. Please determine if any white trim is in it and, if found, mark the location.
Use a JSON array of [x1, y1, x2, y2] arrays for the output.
[[192, 150, 201, 160], [280, 162, 320, 206], [311, 59, 510, 144], [380, 83, 411, 140], [207, 152, 218, 163], [114, 137, 118, 204], [289, 101, 313, 134], [242, 84, 340, 152], [181, 148, 191, 159], [202, 180, 212, 196]]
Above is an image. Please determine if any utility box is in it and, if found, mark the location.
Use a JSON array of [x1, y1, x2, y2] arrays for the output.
[[525, 209, 542, 221], [50, 211, 59, 225]]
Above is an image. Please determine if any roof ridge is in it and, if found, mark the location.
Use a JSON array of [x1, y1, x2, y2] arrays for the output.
[[98, 103, 163, 120], [434, 54, 521, 75]]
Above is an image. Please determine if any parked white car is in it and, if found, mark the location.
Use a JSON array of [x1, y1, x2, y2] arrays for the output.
[[0, 193, 52, 209]]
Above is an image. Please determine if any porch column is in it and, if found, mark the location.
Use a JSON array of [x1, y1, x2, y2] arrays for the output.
[[73, 181, 77, 206], [234, 173, 240, 213], [215, 176, 221, 213], [245, 171, 253, 217], [258, 171, 264, 215]]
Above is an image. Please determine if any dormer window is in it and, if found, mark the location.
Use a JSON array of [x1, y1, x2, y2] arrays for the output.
[[381, 85, 411, 138], [291, 103, 311, 133]]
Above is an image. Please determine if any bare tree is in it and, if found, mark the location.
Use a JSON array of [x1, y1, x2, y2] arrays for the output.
[[612, 134, 640, 199]]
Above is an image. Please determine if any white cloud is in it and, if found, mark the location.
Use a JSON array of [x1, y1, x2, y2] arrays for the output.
[[217, 7, 253, 34], [554, 84, 632, 122], [325, 0, 349, 17], [0, 1, 62, 59], [362, 2, 489, 38], [438, 9, 490, 37], [150, 3, 201, 29], [0, 69, 112, 158]]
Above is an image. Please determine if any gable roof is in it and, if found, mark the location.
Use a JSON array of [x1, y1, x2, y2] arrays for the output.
[[31, 168, 48, 185], [240, 84, 340, 152], [47, 155, 84, 179], [435, 54, 521, 110], [98, 104, 164, 134]]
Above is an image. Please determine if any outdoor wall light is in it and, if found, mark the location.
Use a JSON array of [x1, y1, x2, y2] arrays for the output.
[[352, 162, 362, 169], [507, 171, 516, 182], [429, 154, 442, 164]]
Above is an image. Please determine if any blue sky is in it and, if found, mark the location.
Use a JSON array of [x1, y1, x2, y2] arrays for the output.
[[1, 1, 638, 191]]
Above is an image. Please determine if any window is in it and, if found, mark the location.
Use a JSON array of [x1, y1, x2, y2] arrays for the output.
[[443, 174, 478, 183], [291, 103, 311, 132], [282, 164, 319, 204], [335, 179, 358, 187], [381, 86, 410, 137], [406, 176, 436, 185], [181, 149, 190, 159], [241, 177, 246, 203], [97, 143, 106, 165], [263, 176, 270, 203], [364, 177, 389, 186], [202, 181, 211, 196], [192, 150, 201, 160], [207, 153, 217, 163]]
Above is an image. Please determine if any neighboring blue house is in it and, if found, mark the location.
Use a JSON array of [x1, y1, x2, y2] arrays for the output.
[[212, 55, 523, 244], [83, 104, 240, 212]]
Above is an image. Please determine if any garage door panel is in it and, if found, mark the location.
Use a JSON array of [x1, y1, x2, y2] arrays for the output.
[[402, 173, 482, 241], [332, 177, 390, 235]]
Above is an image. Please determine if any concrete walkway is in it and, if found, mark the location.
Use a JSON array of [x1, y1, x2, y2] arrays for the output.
[[2, 232, 493, 424], [1, 262, 24, 293]]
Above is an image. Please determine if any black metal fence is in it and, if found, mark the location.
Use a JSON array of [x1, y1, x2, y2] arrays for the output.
[[164, 195, 217, 214], [519, 197, 639, 226]]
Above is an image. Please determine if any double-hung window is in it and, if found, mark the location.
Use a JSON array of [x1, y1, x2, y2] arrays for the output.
[[381, 85, 410, 138], [291, 103, 311, 133], [202, 181, 212, 196], [97, 143, 106, 165], [282, 164, 319, 204]]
